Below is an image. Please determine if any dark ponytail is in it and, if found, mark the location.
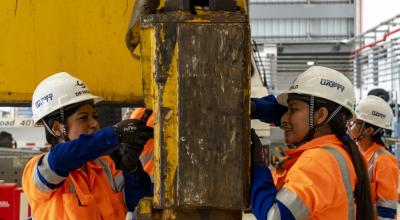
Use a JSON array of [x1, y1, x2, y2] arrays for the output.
[[366, 123, 386, 147], [315, 100, 375, 220]]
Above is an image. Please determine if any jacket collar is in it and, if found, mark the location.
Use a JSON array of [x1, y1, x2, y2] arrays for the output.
[[286, 134, 342, 157], [362, 142, 384, 162]]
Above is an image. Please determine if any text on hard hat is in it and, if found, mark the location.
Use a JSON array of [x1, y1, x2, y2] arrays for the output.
[[320, 78, 345, 92]]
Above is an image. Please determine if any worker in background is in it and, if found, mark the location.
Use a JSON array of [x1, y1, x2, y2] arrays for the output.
[[250, 66, 374, 220], [347, 95, 398, 219], [0, 131, 15, 148], [22, 72, 153, 219], [130, 108, 155, 182]]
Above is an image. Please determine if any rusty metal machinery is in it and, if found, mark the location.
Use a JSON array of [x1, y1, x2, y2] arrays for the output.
[[127, 0, 251, 219]]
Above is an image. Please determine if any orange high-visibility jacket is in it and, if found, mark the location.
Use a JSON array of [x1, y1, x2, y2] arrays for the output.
[[267, 135, 357, 219], [363, 142, 398, 219], [22, 155, 126, 220], [131, 108, 154, 181]]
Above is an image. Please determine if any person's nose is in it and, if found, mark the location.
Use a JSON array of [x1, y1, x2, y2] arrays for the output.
[[280, 111, 289, 126], [89, 116, 100, 129]]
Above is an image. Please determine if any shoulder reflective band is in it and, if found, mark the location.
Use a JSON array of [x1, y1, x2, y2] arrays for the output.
[[322, 146, 354, 220], [368, 149, 386, 181]]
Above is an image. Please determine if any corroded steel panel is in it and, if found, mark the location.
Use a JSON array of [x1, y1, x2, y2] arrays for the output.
[[140, 13, 251, 211], [177, 23, 250, 208]]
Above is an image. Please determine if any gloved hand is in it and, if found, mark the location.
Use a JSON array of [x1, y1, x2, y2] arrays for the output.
[[251, 129, 269, 166], [113, 119, 153, 146], [120, 143, 143, 172]]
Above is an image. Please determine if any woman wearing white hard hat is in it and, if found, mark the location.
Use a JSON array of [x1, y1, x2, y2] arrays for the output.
[[250, 66, 374, 220], [22, 72, 153, 219], [347, 95, 398, 219]]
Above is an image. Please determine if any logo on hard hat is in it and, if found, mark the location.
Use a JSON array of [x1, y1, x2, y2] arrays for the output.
[[75, 90, 90, 97], [35, 93, 54, 109], [76, 81, 86, 89], [289, 85, 299, 90], [74, 81, 90, 97], [372, 110, 386, 119], [320, 79, 345, 92]]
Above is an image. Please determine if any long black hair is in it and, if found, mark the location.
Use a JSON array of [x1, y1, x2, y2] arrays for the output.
[[364, 122, 386, 147], [313, 97, 375, 220]]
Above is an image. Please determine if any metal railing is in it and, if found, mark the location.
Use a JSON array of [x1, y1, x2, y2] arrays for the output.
[[251, 40, 274, 91], [351, 14, 400, 138]]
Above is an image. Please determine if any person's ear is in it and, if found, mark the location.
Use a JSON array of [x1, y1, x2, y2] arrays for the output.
[[363, 126, 375, 136], [51, 121, 63, 137], [315, 107, 329, 125]]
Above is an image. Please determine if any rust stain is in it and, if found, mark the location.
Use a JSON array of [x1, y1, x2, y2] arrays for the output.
[[14, 0, 19, 16]]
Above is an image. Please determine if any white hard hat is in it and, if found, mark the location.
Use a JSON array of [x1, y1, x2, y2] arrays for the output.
[[277, 66, 356, 118], [356, 95, 393, 129], [32, 72, 103, 125]]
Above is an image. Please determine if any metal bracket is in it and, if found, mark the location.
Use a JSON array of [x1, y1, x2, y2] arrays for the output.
[[165, 0, 191, 11], [165, 0, 237, 12], [209, 0, 236, 11]]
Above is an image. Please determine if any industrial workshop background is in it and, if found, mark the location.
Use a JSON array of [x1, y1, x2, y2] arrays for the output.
[[1, 0, 400, 219]]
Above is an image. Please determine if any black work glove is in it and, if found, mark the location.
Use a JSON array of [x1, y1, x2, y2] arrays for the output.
[[251, 129, 269, 166], [113, 119, 153, 146], [120, 143, 143, 172]]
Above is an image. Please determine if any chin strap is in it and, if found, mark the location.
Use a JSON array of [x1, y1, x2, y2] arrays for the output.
[[354, 121, 366, 142], [290, 96, 343, 148], [42, 107, 70, 144]]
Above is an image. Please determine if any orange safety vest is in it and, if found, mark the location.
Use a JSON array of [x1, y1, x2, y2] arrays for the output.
[[130, 108, 154, 181], [272, 135, 357, 219], [22, 154, 126, 219], [363, 142, 398, 213]]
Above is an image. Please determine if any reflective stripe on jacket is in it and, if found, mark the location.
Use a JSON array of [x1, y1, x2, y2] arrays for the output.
[[251, 135, 357, 220], [363, 142, 398, 219], [130, 108, 154, 181], [23, 154, 126, 219]]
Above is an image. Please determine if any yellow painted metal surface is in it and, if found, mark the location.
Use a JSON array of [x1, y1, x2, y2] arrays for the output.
[[138, 197, 153, 214], [237, 0, 248, 14], [141, 23, 179, 207], [160, 45, 179, 207], [0, 0, 143, 104]]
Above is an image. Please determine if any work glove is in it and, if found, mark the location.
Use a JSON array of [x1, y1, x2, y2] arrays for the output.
[[251, 129, 269, 166], [113, 119, 153, 146], [120, 143, 143, 172]]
